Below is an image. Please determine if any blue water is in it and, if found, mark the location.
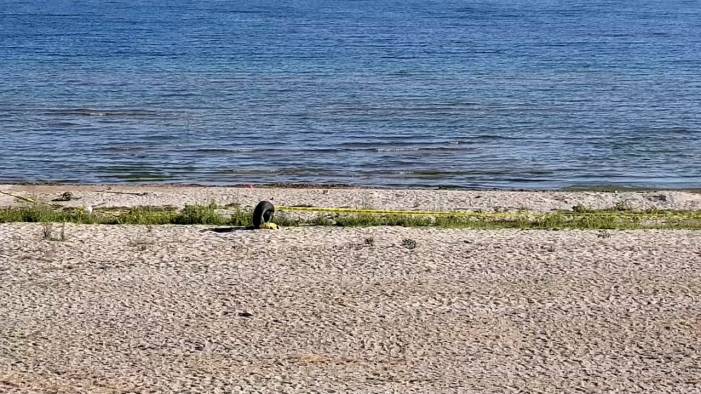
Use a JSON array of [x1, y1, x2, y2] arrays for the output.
[[1, 0, 700, 189]]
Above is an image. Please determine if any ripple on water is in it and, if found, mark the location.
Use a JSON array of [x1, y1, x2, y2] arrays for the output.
[[0, 1, 700, 188]]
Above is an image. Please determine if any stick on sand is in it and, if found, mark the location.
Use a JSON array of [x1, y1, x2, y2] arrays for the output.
[[0, 190, 37, 204], [96, 190, 149, 196]]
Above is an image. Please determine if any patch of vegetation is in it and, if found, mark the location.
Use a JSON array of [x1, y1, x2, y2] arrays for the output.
[[0, 203, 700, 230], [41, 222, 66, 241]]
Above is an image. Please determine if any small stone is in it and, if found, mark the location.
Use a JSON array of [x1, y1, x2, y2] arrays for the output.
[[401, 238, 417, 249], [238, 311, 253, 318]]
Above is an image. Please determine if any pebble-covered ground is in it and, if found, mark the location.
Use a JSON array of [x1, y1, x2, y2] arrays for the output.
[[1, 223, 699, 393]]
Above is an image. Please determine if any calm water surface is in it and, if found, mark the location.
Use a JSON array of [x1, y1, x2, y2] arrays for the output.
[[1, 0, 700, 189]]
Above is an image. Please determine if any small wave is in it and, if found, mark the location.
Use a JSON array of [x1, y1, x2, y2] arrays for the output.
[[45, 108, 163, 118], [218, 9, 267, 14], [99, 146, 147, 153], [46, 121, 80, 127], [461, 135, 524, 141], [375, 145, 467, 153]]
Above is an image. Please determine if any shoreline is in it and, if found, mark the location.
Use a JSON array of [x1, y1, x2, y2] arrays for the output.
[[4, 181, 701, 193], [2, 183, 700, 213]]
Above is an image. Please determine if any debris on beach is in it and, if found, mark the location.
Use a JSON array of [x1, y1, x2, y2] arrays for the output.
[[97, 189, 149, 197], [0, 190, 37, 204], [252, 200, 275, 229], [53, 191, 79, 202]]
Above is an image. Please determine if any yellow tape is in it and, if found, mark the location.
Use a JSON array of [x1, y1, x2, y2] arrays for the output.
[[277, 205, 516, 218]]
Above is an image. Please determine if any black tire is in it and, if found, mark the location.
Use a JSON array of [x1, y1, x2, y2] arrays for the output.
[[252, 201, 275, 229]]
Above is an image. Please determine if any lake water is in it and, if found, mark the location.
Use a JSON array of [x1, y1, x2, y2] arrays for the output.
[[1, 0, 700, 189]]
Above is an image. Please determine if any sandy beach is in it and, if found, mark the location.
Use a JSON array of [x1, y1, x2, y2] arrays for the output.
[[1, 186, 700, 393], [5, 0, 701, 392], [2, 184, 701, 212]]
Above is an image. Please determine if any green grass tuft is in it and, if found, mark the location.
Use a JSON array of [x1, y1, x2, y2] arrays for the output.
[[0, 203, 700, 230]]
